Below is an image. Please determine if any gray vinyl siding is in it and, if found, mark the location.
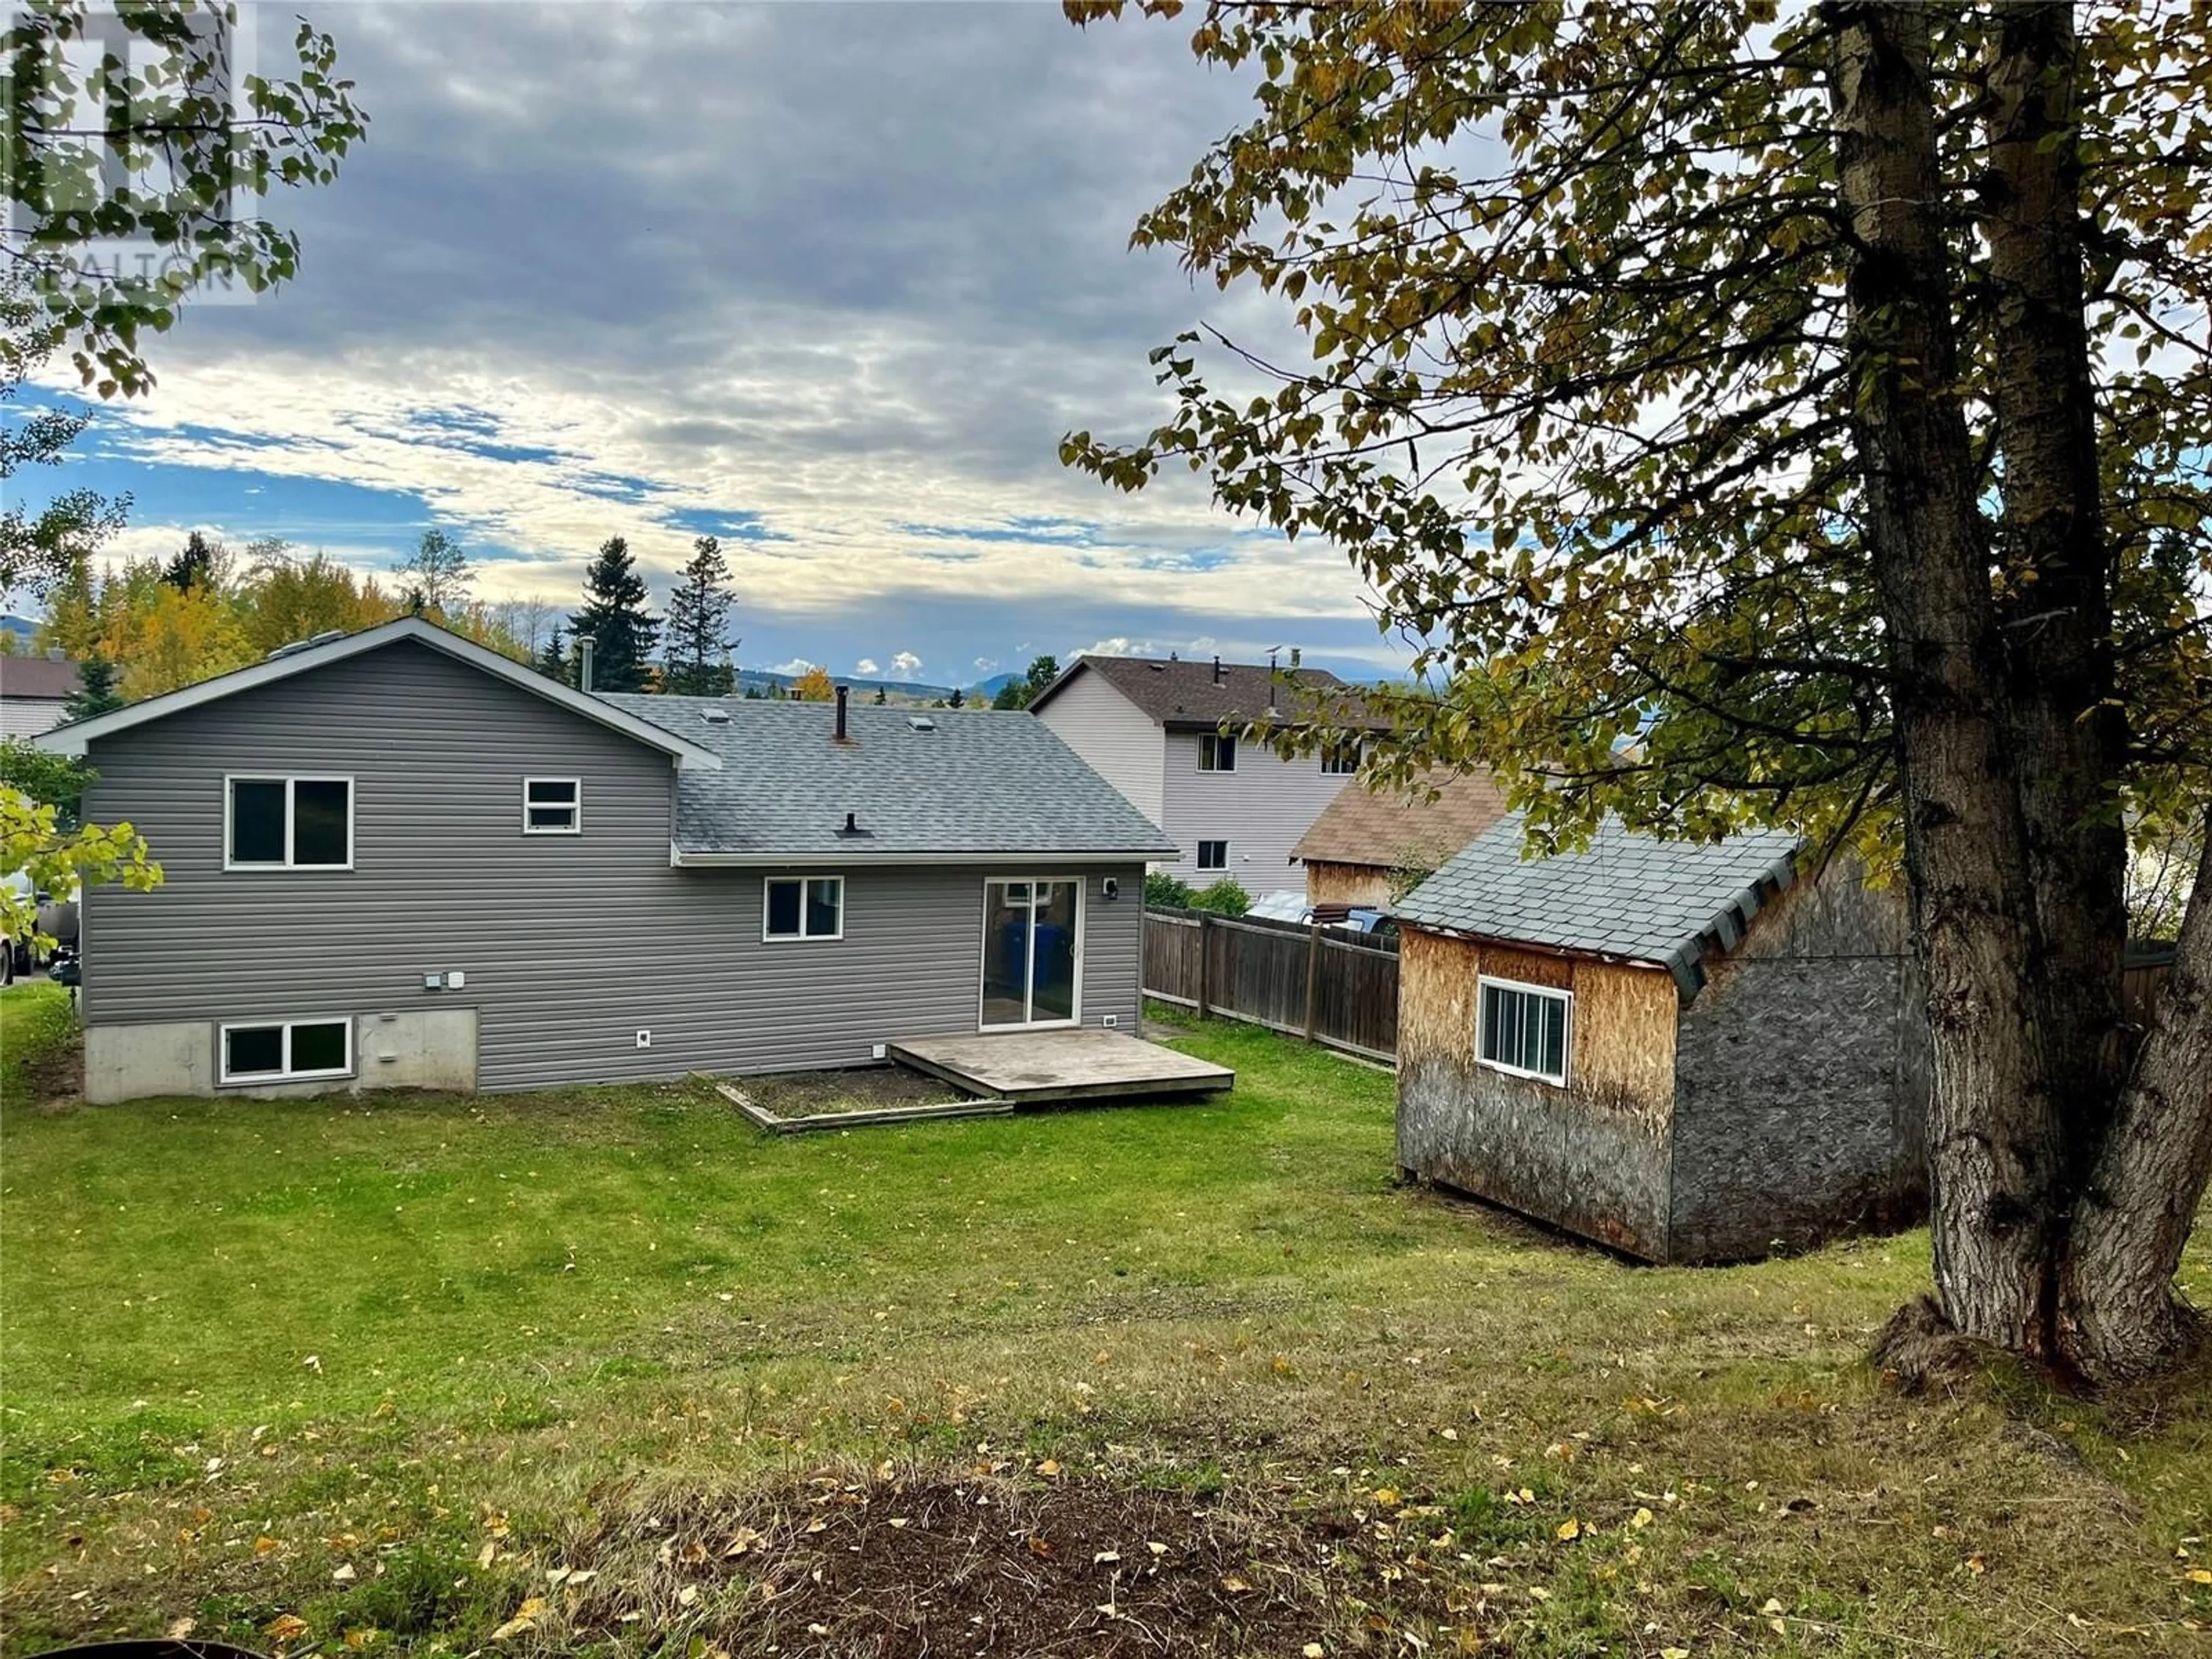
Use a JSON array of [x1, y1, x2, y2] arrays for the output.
[[2, 695, 67, 737], [78, 640, 1144, 1092], [1031, 669, 1166, 828], [1158, 729, 1354, 895]]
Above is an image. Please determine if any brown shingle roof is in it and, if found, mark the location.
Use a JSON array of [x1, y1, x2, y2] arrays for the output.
[[1032, 654, 1387, 730], [1292, 766, 1509, 872], [0, 655, 79, 700]]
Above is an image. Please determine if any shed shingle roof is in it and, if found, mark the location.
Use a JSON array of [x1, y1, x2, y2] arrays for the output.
[[1292, 766, 1509, 871], [1032, 654, 1387, 731], [1396, 813, 1802, 994], [607, 695, 1180, 862]]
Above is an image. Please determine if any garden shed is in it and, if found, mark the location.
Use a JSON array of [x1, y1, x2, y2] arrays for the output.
[[1395, 816, 1929, 1264]]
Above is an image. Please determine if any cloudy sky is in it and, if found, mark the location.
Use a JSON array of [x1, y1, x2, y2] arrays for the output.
[[20, 1, 1407, 686]]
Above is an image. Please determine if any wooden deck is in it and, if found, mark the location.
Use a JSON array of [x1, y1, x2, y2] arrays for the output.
[[886, 1028, 1234, 1104]]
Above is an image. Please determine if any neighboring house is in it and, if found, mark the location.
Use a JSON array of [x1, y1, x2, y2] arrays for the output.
[[1292, 766, 1509, 909], [36, 618, 1176, 1104], [1030, 654, 1386, 896], [0, 653, 80, 737], [1395, 815, 1927, 1264]]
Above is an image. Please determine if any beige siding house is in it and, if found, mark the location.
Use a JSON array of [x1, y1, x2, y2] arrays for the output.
[[1031, 654, 1385, 896]]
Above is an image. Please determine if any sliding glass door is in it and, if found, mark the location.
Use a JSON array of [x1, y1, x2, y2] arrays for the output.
[[980, 878, 1082, 1029]]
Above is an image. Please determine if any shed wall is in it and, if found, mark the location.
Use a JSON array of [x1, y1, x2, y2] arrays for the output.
[[1666, 869, 1927, 1262], [1303, 859, 1393, 908], [1397, 929, 1675, 1259], [78, 640, 1145, 1098]]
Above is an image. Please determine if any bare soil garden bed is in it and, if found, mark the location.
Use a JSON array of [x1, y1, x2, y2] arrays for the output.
[[715, 1065, 1005, 1132]]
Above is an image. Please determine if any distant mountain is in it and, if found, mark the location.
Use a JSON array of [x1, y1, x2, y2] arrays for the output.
[[732, 667, 963, 703], [0, 615, 40, 649], [971, 671, 1022, 698]]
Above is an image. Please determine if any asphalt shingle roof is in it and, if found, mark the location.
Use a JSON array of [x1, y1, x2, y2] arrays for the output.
[[1396, 813, 1803, 993], [605, 695, 1179, 860], [1032, 655, 1388, 731], [0, 656, 79, 700], [1291, 766, 1509, 870]]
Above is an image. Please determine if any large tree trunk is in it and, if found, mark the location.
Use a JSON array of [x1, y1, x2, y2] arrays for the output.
[[1982, 0, 2132, 1215], [1828, 2, 2068, 1359], [2059, 825, 2212, 1374]]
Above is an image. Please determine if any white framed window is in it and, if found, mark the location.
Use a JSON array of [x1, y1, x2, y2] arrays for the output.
[[219, 1018, 354, 1084], [1198, 733, 1237, 772], [763, 876, 844, 941], [1196, 839, 1229, 870], [523, 777, 581, 835], [1476, 975, 1571, 1087], [225, 775, 353, 870], [1322, 740, 1363, 775]]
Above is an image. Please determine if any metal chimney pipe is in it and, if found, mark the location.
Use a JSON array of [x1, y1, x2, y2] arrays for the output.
[[1290, 646, 1301, 669], [834, 684, 849, 741], [1212, 654, 1222, 684], [577, 634, 596, 693]]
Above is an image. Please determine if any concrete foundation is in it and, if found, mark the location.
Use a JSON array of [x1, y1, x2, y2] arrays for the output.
[[82, 1007, 479, 1104]]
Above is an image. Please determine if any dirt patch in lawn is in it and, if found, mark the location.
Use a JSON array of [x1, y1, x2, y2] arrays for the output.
[[732, 1066, 969, 1122], [556, 1470, 1460, 1657]]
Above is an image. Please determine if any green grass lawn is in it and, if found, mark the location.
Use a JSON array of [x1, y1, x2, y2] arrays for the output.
[[2, 980, 2207, 1656]]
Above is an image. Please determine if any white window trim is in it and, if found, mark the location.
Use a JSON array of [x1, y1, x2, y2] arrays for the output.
[[522, 776, 582, 835], [976, 874, 1086, 1031], [762, 874, 846, 942], [1196, 839, 1230, 871], [1197, 733, 1237, 773], [223, 774, 356, 872], [1475, 974, 1573, 1088], [217, 1017, 355, 1085], [1322, 741, 1363, 776]]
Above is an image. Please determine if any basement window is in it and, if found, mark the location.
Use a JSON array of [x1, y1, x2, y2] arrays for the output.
[[523, 777, 581, 834], [219, 1018, 353, 1084], [764, 876, 844, 941], [1476, 976, 1571, 1088], [226, 776, 353, 869], [1198, 733, 1237, 772]]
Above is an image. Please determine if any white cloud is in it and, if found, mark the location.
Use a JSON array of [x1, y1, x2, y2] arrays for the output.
[[1075, 637, 1154, 658], [972, 656, 997, 673], [854, 657, 880, 676], [890, 650, 923, 679], [770, 657, 816, 676]]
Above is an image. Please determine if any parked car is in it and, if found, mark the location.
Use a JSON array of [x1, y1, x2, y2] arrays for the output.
[[1, 870, 79, 986]]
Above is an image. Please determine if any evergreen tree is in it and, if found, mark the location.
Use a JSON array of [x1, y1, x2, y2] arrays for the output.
[[62, 654, 124, 721], [872, 687, 887, 706], [993, 653, 1061, 710], [569, 537, 658, 693], [536, 624, 568, 685], [162, 530, 219, 593], [947, 685, 965, 709], [392, 529, 472, 618], [662, 535, 738, 695]]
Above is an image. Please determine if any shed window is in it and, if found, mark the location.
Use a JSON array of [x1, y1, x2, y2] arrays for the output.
[[764, 876, 843, 941], [1196, 839, 1229, 870], [523, 777, 581, 834], [1198, 733, 1237, 772], [1477, 976, 1571, 1086], [226, 776, 352, 869], [220, 1018, 353, 1084]]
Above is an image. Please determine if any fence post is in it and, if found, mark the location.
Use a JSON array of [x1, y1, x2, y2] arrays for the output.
[[1195, 912, 1212, 1020], [1303, 921, 1321, 1041]]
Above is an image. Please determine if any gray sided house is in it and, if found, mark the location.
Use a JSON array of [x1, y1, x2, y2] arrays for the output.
[[37, 619, 1176, 1104], [1030, 654, 1387, 896], [1395, 816, 1928, 1264]]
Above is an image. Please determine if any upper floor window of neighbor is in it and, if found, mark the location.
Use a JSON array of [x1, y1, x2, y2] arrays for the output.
[[1322, 740, 1363, 775], [227, 776, 353, 870], [1198, 733, 1237, 772]]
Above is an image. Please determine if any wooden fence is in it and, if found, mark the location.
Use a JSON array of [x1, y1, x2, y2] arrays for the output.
[[1142, 907, 1400, 1063], [1143, 911, 2177, 1070]]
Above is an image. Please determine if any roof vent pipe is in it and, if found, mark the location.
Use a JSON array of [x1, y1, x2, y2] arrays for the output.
[[834, 684, 849, 742], [577, 634, 596, 694], [1212, 654, 1222, 684], [1290, 646, 1301, 669]]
